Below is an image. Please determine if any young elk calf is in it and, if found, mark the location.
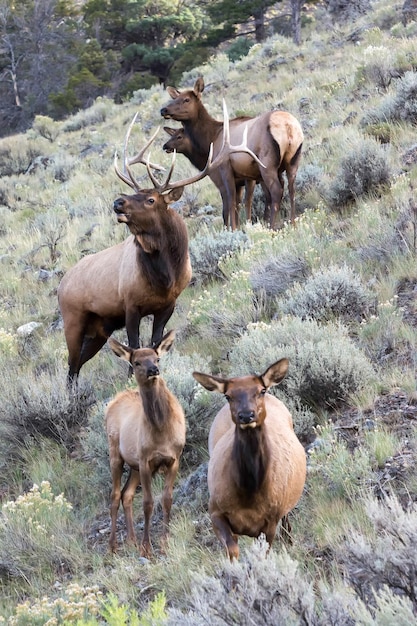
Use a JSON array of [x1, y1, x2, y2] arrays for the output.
[[193, 359, 306, 560], [105, 330, 186, 557]]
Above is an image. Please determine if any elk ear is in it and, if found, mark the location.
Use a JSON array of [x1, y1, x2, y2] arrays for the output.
[[167, 86, 180, 98], [194, 77, 205, 96], [155, 329, 175, 356], [261, 358, 289, 389], [163, 187, 183, 204], [163, 127, 177, 136], [108, 337, 133, 363], [193, 372, 227, 393]]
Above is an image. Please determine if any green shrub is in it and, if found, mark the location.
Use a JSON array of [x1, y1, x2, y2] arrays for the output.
[[228, 317, 376, 410], [62, 98, 111, 132], [0, 137, 43, 177], [31, 115, 60, 143], [326, 138, 391, 208], [279, 264, 375, 323], [0, 481, 86, 586]]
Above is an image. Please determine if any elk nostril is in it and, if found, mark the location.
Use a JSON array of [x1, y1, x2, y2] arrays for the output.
[[160, 107, 167, 115], [238, 411, 255, 424], [147, 366, 159, 378], [113, 198, 125, 212]]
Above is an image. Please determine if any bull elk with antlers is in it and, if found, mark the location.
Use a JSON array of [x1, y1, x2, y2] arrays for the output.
[[105, 330, 185, 556], [58, 108, 263, 385], [161, 77, 303, 230], [193, 359, 306, 560]]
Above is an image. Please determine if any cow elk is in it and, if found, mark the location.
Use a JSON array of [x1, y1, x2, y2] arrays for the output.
[[105, 330, 186, 557], [193, 359, 306, 560], [161, 77, 303, 230]]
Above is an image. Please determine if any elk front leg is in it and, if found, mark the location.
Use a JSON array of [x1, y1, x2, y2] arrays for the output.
[[210, 511, 239, 560], [151, 303, 175, 348], [125, 307, 141, 349]]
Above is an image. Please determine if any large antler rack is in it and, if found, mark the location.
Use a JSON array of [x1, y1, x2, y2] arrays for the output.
[[115, 101, 266, 194], [145, 99, 266, 194], [216, 99, 266, 170], [114, 113, 166, 192]]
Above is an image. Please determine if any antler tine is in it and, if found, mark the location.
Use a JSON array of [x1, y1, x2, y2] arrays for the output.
[[213, 99, 266, 170], [114, 150, 138, 190], [126, 123, 165, 172], [114, 115, 166, 192], [160, 143, 215, 193], [145, 149, 177, 191]]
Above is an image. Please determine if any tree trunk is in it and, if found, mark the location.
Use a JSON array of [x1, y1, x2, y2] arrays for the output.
[[253, 6, 266, 42], [291, 0, 303, 45]]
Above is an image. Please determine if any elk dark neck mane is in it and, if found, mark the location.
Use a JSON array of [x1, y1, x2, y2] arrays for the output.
[[133, 212, 188, 293], [183, 106, 222, 156], [232, 426, 270, 501], [140, 380, 171, 431]]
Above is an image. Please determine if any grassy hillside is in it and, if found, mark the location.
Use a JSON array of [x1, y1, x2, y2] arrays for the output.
[[1, 1, 417, 622]]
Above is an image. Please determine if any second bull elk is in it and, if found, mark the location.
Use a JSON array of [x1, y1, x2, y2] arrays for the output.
[[161, 77, 304, 230], [193, 359, 306, 560]]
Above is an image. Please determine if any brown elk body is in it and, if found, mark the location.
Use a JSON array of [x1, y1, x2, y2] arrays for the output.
[[193, 359, 306, 560], [105, 330, 186, 557], [57, 120, 199, 385], [163, 125, 269, 223], [161, 77, 303, 230], [57, 189, 191, 384]]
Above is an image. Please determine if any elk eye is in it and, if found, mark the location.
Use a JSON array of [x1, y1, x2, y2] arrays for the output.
[[184, 97, 190, 103], [134, 361, 141, 367], [224, 395, 231, 402], [148, 197, 155, 204], [261, 388, 267, 396]]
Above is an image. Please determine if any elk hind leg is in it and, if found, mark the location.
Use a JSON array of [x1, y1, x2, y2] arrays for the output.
[[108, 454, 125, 553], [160, 458, 179, 552], [139, 465, 154, 558]]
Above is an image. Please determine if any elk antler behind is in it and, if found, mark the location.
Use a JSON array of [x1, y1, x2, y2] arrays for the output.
[[114, 113, 165, 191]]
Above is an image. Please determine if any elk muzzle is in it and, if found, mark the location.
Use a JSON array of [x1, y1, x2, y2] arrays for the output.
[[237, 410, 257, 429], [146, 365, 160, 378], [113, 197, 129, 222]]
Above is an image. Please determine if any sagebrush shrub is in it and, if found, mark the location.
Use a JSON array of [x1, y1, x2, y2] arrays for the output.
[[0, 368, 95, 467], [326, 137, 391, 208], [279, 263, 375, 322], [361, 70, 417, 128], [167, 537, 375, 625], [0, 481, 85, 585], [31, 115, 60, 143], [0, 137, 43, 177], [250, 251, 310, 299], [340, 494, 417, 614], [228, 317, 376, 410], [189, 226, 251, 285]]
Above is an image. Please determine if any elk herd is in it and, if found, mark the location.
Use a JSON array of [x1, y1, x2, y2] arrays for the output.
[[58, 78, 306, 560]]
